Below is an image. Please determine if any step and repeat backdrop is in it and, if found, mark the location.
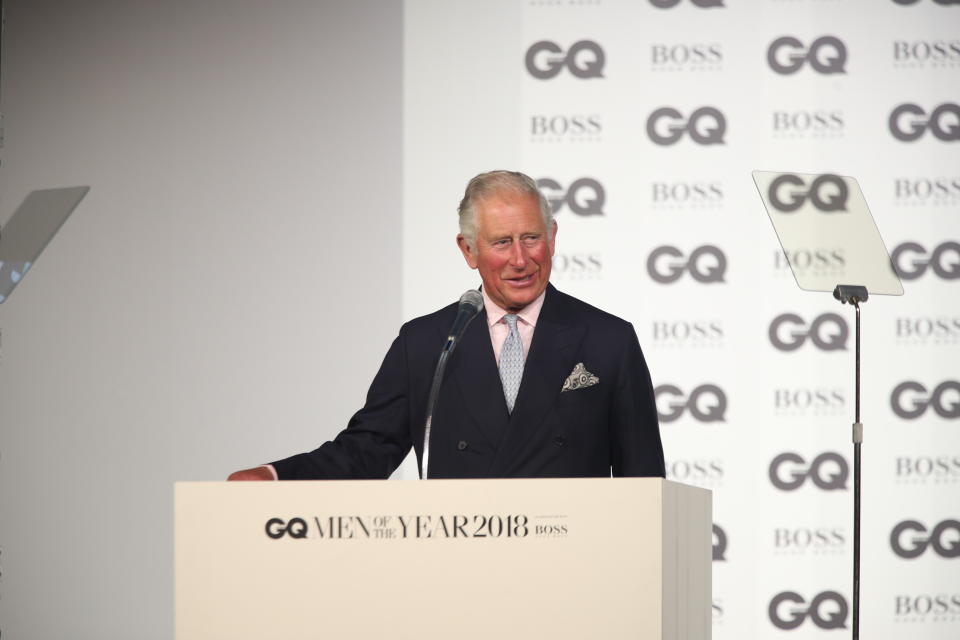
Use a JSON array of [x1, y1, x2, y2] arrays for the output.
[[404, 1, 958, 638]]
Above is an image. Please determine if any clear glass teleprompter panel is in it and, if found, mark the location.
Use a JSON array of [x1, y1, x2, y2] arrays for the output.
[[0, 186, 89, 303], [752, 171, 903, 296]]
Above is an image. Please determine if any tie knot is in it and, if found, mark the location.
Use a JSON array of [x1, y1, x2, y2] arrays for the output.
[[504, 314, 519, 331]]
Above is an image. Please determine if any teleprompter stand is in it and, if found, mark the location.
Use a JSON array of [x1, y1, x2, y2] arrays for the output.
[[753, 171, 903, 640], [832, 283, 867, 639]]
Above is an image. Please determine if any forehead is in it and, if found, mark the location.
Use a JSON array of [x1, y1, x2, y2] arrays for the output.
[[475, 191, 544, 236]]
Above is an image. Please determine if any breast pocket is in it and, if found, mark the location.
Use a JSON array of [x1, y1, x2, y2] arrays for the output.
[[556, 382, 603, 408]]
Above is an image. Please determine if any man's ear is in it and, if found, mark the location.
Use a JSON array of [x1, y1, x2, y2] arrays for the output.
[[457, 234, 479, 269], [548, 220, 558, 257]]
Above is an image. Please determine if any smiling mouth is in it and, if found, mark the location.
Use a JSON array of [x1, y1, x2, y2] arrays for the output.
[[507, 272, 536, 286]]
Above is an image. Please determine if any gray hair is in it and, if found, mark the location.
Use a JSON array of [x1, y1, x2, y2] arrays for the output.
[[457, 170, 553, 249]]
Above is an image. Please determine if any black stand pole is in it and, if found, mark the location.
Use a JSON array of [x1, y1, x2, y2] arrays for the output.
[[833, 284, 866, 640]]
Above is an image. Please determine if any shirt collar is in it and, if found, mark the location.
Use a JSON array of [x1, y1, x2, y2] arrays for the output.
[[482, 287, 547, 328]]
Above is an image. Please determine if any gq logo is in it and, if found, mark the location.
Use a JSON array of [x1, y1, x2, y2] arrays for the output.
[[769, 452, 849, 491], [768, 174, 848, 212], [655, 384, 727, 422], [525, 40, 605, 79], [890, 380, 960, 419], [769, 591, 849, 630], [893, 0, 960, 5], [536, 178, 605, 216], [712, 524, 728, 561], [890, 520, 960, 558], [889, 103, 960, 141], [646, 107, 726, 145], [767, 36, 847, 75], [265, 517, 308, 539], [650, 0, 725, 7], [647, 245, 727, 283], [769, 313, 848, 351], [891, 241, 960, 280]]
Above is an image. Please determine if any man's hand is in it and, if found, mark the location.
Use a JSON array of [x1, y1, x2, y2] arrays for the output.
[[227, 466, 275, 481]]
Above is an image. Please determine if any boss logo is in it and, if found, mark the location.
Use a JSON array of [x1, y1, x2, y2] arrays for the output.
[[651, 181, 723, 206], [525, 40, 605, 79], [646, 107, 726, 145], [894, 177, 960, 202], [895, 594, 960, 620], [767, 36, 847, 75], [772, 111, 845, 135], [769, 313, 848, 351], [529, 114, 602, 139], [774, 388, 845, 413], [893, 40, 960, 62], [647, 245, 727, 283], [896, 455, 960, 479], [552, 253, 602, 277], [769, 452, 849, 491], [666, 459, 724, 484], [890, 381, 960, 419], [890, 520, 960, 558], [774, 249, 846, 273], [768, 173, 848, 212], [774, 527, 845, 551], [651, 43, 722, 66], [769, 591, 848, 630], [891, 241, 960, 279], [650, 0, 725, 7], [655, 384, 727, 422], [265, 517, 308, 539], [536, 178, 605, 216], [713, 524, 728, 561], [651, 320, 724, 343], [889, 103, 960, 141], [895, 317, 960, 341]]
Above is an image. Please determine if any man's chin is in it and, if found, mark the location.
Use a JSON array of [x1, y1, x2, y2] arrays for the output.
[[502, 289, 544, 312]]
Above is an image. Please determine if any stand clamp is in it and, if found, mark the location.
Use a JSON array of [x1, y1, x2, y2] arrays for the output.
[[833, 284, 868, 305]]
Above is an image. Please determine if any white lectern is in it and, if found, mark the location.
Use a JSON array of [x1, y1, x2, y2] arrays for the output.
[[176, 478, 711, 639]]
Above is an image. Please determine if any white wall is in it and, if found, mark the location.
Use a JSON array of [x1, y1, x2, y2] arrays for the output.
[[0, 1, 402, 637], [404, 2, 960, 638]]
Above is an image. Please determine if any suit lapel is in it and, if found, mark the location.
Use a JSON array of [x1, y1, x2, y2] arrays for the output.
[[446, 309, 511, 449], [488, 286, 586, 476]]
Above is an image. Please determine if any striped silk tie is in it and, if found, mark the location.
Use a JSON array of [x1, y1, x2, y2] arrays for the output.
[[499, 314, 524, 413]]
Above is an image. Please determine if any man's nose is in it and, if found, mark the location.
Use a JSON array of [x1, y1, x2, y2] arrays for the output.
[[509, 241, 528, 267]]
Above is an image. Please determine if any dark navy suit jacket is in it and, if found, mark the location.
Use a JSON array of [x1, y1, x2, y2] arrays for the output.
[[271, 284, 664, 479]]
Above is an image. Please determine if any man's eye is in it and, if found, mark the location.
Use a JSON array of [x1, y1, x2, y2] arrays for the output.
[[493, 239, 511, 247], [522, 235, 541, 245]]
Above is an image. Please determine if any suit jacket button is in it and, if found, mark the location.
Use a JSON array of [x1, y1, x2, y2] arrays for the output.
[[553, 435, 566, 446], [457, 440, 468, 451]]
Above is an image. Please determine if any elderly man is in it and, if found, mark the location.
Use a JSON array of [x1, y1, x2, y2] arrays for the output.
[[229, 170, 663, 480]]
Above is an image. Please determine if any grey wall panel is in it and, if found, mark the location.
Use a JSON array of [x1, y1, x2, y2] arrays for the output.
[[0, 1, 402, 637]]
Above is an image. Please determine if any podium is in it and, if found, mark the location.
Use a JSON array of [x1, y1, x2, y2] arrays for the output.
[[176, 478, 711, 639]]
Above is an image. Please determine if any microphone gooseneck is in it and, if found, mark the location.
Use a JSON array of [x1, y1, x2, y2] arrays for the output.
[[421, 289, 483, 479], [443, 289, 483, 350]]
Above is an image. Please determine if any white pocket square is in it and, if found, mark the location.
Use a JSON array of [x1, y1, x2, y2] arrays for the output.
[[561, 362, 599, 392]]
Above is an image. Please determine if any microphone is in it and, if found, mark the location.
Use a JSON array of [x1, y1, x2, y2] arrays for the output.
[[422, 289, 483, 479], [443, 289, 484, 352]]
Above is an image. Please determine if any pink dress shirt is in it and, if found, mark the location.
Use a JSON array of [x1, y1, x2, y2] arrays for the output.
[[482, 288, 545, 365]]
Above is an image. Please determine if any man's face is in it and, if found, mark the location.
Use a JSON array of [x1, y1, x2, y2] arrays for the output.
[[457, 191, 557, 312]]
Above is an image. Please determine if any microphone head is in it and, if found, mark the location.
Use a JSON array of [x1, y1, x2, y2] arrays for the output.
[[459, 289, 483, 313]]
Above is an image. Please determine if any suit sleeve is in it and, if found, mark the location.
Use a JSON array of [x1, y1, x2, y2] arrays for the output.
[[270, 330, 414, 480], [610, 323, 666, 477]]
